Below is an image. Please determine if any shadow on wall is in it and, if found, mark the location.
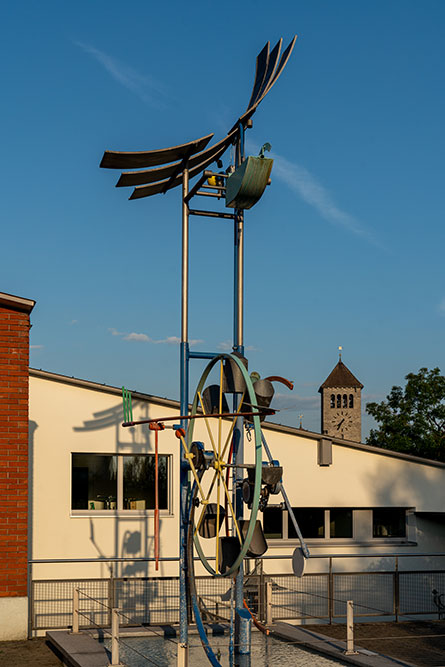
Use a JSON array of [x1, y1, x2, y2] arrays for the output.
[[363, 458, 445, 572], [72, 401, 165, 586]]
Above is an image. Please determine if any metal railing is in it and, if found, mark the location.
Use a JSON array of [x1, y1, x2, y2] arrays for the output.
[[29, 554, 445, 633]]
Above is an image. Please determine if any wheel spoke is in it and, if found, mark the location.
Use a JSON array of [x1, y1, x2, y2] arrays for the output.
[[219, 469, 243, 544], [194, 467, 219, 535], [220, 392, 245, 462], [197, 391, 218, 456], [178, 433, 207, 503], [216, 473, 221, 574]]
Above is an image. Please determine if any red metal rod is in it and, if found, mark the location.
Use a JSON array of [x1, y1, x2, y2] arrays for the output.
[[155, 429, 159, 571], [122, 409, 275, 428]]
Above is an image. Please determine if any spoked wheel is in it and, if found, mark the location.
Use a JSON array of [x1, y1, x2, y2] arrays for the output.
[[182, 353, 263, 578]]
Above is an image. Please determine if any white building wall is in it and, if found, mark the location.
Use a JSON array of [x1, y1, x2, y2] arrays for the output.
[[29, 373, 445, 582]]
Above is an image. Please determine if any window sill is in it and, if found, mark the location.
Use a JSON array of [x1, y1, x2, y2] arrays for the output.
[[265, 539, 417, 548], [70, 510, 174, 518]]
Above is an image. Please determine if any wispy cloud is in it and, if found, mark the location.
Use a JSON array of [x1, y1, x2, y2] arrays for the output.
[[272, 154, 383, 247], [247, 140, 382, 249], [74, 41, 169, 108], [438, 298, 445, 315], [109, 328, 202, 346], [30, 344, 44, 350], [272, 392, 319, 412]]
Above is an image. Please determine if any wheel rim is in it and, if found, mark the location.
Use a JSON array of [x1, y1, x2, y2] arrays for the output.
[[184, 353, 263, 577]]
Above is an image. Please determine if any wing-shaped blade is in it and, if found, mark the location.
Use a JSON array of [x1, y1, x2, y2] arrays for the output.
[[257, 36, 297, 105], [254, 39, 282, 104], [128, 134, 236, 200], [100, 133, 214, 170], [246, 42, 270, 111], [117, 129, 237, 188], [117, 129, 237, 189]]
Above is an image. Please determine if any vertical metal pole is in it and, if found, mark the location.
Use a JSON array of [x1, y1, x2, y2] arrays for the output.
[[328, 557, 333, 624], [233, 124, 250, 656], [394, 556, 399, 623], [179, 167, 189, 665], [72, 588, 80, 634]]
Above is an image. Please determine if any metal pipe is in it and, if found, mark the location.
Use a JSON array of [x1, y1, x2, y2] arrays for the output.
[[195, 191, 225, 198], [181, 168, 189, 345], [188, 209, 235, 219], [188, 351, 219, 360], [180, 167, 189, 655]]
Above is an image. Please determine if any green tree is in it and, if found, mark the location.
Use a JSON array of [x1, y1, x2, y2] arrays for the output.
[[366, 368, 445, 462]]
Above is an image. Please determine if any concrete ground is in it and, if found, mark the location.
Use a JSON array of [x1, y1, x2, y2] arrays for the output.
[[304, 620, 445, 667], [0, 638, 63, 666]]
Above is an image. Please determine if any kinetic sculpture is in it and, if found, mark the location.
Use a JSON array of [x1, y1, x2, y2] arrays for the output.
[[102, 37, 309, 667]]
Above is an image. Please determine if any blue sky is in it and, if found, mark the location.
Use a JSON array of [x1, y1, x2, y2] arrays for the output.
[[2, 1, 444, 437]]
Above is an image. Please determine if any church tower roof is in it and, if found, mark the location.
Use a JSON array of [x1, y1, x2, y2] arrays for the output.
[[318, 360, 363, 392]]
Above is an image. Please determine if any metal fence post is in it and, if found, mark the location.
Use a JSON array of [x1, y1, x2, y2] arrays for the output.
[[265, 581, 273, 626], [109, 608, 121, 667], [345, 600, 358, 655], [394, 556, 399, 622], [72, 588, 80, 634], [328, 557, 333, 624]]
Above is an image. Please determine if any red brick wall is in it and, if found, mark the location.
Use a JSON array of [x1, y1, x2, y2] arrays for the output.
[[0, 306, 30, 597]]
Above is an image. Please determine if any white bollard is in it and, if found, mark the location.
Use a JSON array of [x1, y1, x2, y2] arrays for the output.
[[266, 581, 273, 626], [344, 600, 358, 655], [177, 642, 188, 667], [108, 608, 122, 667], [72, 588, 80, 634]]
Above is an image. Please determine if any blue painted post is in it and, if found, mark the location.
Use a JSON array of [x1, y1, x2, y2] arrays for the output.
[[179, 168, 190, 666]]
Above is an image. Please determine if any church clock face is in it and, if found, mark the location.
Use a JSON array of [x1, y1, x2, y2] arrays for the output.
[[329, 410, 353, 437]]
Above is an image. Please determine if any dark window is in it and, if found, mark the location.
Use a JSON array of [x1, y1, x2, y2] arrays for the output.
[[349, 394, 354, 408], [72, 454, 170, 511], [123, 455, 168, 510], [72, 454, 117, 510], [330, 394, 335, 408], [373, 509, 406, 538], [337, 394, 341, 408], [343, 394, 347, 408], [263, 507, 283, 539], [330, 509, 353, 538], [290, 508, 325, 538]]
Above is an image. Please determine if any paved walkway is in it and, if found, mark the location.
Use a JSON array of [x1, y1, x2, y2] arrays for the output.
[[304, 620, 445, 667], [0, 638, 63, 667]]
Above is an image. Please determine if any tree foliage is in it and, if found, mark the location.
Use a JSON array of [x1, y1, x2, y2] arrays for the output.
[[366, 368, 445, 462]]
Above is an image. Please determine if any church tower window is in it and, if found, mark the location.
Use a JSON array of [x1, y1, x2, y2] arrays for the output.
[[349, 394, 354, 408], [330, 394, 335, 408]]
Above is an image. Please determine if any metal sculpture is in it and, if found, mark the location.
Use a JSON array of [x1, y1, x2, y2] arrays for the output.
[[102, 37, 305, 667]]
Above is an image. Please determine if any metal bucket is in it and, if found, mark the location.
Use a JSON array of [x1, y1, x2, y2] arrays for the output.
[[201, 385, 229, 414], [252, 379, 274, 421], [198, 503, 226, 539], [241, 520, 268, 557], [218, 537, 240, 575], [222, 352, 248, 394]]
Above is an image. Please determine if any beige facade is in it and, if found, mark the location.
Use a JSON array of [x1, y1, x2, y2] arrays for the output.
[[29, 369, 445, 586]]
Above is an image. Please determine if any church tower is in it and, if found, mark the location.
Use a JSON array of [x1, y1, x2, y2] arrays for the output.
[[319, 356, 363, 441]]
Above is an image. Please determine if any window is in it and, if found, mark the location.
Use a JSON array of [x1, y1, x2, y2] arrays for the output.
[[330, 394, 335, 408], [343, 394, 347, 408], [263, 507, 283, 539], [349, 394, 354, 408], [263, 508, 354, 540], [373, 509, 406, 538], [289, 508, 325, 539], [337, 394, 341, 408], [72, 454, 170, 512], [330, 508, 353, 538]]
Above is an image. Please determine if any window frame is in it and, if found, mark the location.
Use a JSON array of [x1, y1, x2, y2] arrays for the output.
[[71, 452, 173, 516], [263, 507, 354, 541]]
